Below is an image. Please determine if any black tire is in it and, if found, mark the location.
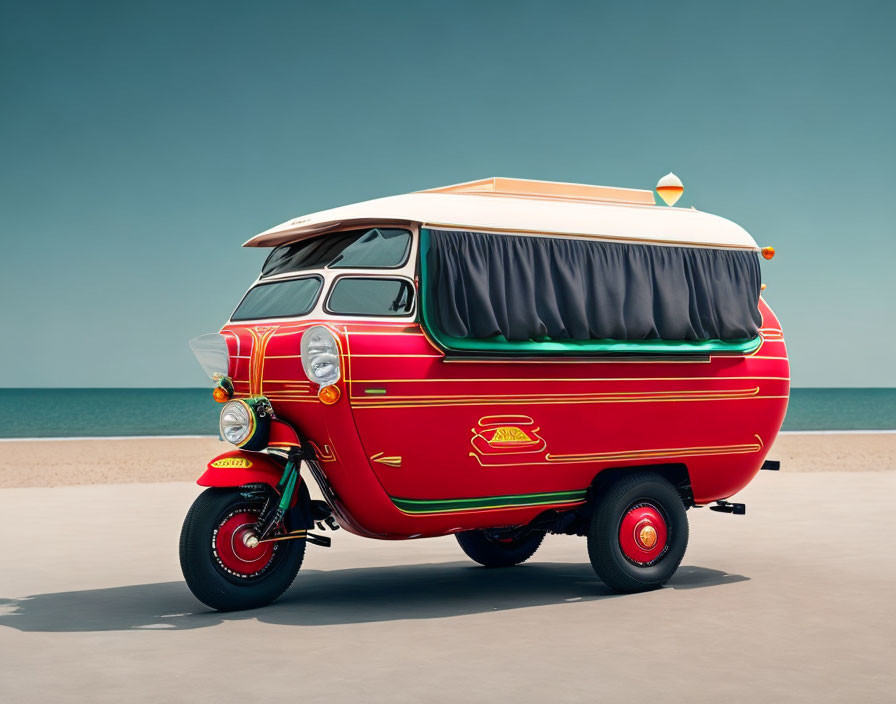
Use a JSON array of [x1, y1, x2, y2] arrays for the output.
[[587, 471, 688, 593], [456, 529, 545, 567], [179, 488, 305, 611]]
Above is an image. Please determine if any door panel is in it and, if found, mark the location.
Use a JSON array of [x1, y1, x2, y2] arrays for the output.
[[346, 319, 789, 503]]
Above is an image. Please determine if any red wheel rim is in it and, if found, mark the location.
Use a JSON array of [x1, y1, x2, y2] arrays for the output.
[[213, 509, 277, 578], [618, 502, 668, 565]]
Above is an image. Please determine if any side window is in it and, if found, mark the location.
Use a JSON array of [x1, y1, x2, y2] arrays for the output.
[[231, 277, 323, 321], [326, 277, 414, 317]]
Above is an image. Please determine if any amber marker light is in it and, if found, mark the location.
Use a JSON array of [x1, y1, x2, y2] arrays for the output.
[[656, 172, 684, 206], [212, 386, 231, 403], [761, 246, 776, 260], [318, 385, 341, 405]]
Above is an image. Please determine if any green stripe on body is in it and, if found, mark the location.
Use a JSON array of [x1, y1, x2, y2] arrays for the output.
[[390, 489, 588, 514]]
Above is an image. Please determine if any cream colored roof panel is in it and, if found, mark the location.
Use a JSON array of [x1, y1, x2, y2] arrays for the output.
[[245, 178, 758, 250]]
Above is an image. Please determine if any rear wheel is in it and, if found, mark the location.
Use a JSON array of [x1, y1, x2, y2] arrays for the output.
[[587, 471, 688, 592], [456, 529, 545, 567], [179, 488, 305, 611]]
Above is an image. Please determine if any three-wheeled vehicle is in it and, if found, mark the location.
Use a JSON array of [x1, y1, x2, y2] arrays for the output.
[[181, 176, 788, 611]]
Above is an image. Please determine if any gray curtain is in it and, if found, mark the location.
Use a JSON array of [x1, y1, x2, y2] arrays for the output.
[[425, 229, 761, 341]]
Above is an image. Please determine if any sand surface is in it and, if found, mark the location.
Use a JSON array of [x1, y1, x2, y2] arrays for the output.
[[1, 472, 894, 703], [0, 432, 893, 488]]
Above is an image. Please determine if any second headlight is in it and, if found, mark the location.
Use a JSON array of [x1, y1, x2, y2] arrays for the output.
[[301, 325, 340, 386]]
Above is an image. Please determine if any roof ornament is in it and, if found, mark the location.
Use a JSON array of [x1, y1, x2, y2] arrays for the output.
[[656, 172, 684, 206]]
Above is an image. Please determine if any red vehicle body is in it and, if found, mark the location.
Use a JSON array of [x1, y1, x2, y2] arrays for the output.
[[208, 309, 787, 537], [180, 177, 789, 611]]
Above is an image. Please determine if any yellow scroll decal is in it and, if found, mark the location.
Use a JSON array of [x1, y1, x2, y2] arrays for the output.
[[370, 452, 402, 468], [470, 415, 547, 464], [210, 457, 253, 469]]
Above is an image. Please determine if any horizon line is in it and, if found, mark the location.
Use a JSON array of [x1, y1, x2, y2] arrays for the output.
[[1, 386, 895, 391]]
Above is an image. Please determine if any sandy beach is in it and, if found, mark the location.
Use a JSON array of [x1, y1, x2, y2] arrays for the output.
[[0, 432, 893, 488]]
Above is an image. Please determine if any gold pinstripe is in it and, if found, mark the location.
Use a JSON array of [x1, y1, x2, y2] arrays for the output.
[[467, 436, 764, 467]]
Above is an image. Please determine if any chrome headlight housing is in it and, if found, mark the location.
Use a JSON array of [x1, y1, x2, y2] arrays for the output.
[[301, 325, 340, 386], [219, 398, 270, 450], [220, 400, 252, 445]]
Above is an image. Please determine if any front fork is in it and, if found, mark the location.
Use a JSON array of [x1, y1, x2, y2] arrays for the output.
[[245, 448, 334, 548]]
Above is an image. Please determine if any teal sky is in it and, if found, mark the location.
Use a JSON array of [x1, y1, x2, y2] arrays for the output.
[[1, 1, 894, 388]]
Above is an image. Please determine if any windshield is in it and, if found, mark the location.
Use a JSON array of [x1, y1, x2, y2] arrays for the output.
[[261, 228, 411, 277], [231, 276, 322, 321]]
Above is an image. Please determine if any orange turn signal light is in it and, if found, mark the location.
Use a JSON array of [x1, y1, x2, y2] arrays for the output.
[[318, 385, 341, 405], [761, 246, 775, 260], [212, 386, 231, 403]]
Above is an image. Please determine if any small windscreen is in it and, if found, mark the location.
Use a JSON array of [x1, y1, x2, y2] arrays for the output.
[[231, 277, 322, 321], [327, 277, 414, 317], [261, 228, 411, 277]]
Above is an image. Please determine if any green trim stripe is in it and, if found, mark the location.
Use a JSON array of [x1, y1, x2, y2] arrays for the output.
[[390, 489, 588, 515], [427, 333, 761, 355], [419, 228, 762, 356]]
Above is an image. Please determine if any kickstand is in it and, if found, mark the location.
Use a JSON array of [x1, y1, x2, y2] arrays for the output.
[[305, 532, 331, 547]]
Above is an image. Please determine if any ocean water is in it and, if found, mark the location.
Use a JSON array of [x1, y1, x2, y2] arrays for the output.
[[0, 389, 221, 439], [0, 388, 894, 439]]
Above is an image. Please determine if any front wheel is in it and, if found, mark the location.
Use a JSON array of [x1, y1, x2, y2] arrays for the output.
[[587, 471, 688, 593], [179, 488, 305, 611], [456, 529, 545, 567]]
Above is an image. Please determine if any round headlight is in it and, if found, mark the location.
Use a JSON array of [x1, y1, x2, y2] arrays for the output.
[[301, 325, 341, 386], [219, 400, 253, 446]]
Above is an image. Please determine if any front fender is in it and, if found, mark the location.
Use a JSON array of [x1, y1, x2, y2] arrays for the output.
[[198, 450, 287, 488]]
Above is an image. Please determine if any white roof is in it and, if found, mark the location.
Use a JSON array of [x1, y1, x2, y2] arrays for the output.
[[244, 177, 758, 250]]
